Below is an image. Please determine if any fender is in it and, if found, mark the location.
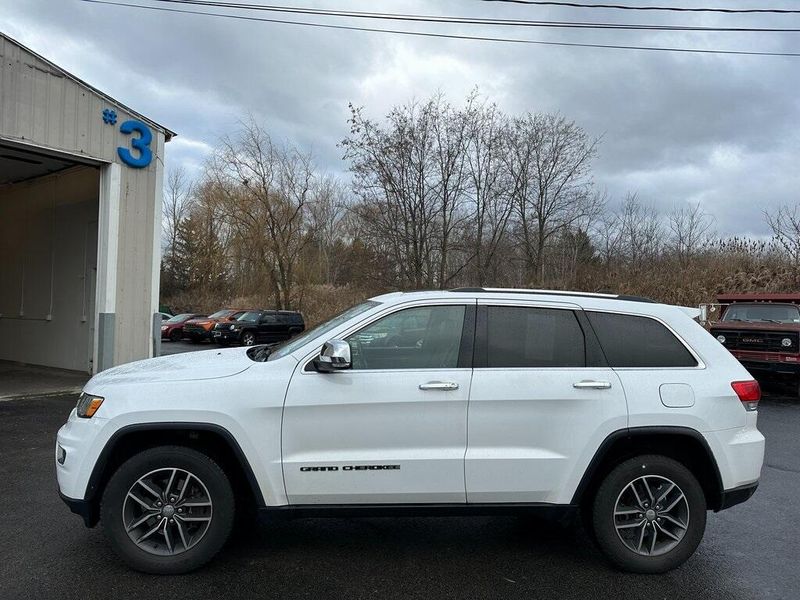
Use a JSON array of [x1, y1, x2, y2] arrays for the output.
[[570, 426, 724, 509], [85, 422, 265, 506]]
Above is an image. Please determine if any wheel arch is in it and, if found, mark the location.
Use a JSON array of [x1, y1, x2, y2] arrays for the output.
[[572, 426, 724, 511], [82, 422, 265, 527]]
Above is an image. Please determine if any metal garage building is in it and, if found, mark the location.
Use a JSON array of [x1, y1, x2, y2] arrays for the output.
[[0, 32, 174, 374]]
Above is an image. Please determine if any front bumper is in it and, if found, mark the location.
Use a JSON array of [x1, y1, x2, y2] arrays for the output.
[[212, 329, 242, 343], [737, 358, 800, 377], [185, 326, 211, 339], [56, 410, 108, 526], [59, 491, 98, 527]]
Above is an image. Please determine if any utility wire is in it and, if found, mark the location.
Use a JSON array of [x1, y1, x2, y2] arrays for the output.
[[480, 0, 800, 14], [142, 0, 800, 33], [78, 0, 800, 57]]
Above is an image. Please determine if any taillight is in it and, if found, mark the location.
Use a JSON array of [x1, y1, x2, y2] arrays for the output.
[[731, 380, 760, 412]]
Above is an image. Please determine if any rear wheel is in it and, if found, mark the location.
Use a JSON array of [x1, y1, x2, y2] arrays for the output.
[[592, 455, 706, 573], [100, 446, 235, 574]]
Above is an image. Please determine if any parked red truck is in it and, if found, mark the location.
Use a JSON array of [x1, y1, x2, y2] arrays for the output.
[[708, 293, 800, 397]]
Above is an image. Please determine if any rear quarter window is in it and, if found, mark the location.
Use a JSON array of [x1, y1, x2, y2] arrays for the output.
[[587, 311, 697, 368]]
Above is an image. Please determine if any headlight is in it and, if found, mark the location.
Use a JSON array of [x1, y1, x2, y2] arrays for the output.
[[782, 338, 792, 347], [716, 335, 726, 344], [161, 325, 168, 331], [76, 392, 104, 418], [229, 324, 236, 330]]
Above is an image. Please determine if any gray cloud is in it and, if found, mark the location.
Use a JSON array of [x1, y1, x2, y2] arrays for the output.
[[2, 0, 798, 235]]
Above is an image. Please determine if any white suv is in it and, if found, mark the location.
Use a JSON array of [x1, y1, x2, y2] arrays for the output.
[[56, 288, 764, 574]]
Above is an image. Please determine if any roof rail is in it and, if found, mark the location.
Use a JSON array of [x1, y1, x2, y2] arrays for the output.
[[448, 287, 656, 303]]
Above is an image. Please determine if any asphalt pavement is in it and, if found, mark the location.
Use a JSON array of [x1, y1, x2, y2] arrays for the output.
[[159, 338, 217, 356], [1, 389, 798, 600]]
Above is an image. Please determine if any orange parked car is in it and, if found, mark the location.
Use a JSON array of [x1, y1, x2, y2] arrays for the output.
[[183, 309, 252, 343]]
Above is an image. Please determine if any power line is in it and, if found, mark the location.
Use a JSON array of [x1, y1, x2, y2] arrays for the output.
[[479, 0, 800, 14], [78, 0, 800, 57], [144, 0, 800, 33]]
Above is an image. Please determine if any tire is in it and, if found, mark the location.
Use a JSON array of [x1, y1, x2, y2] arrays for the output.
[[169, 330, 181, 342], [241, 331, 256, 346], [591, 455, 706, 574], [190, 335, 201, 344], [100, 446, 235, 575]]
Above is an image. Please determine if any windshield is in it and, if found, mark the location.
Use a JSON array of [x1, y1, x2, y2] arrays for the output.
[[237, 311, 261, 322], [268, 300, 380, 360], [208, 309, 234, 319], [167, 313, 197, 323], [722, 304, 800, 324]]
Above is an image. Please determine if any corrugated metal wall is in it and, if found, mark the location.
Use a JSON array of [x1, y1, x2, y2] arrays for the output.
[[0, 33, 169, 370]]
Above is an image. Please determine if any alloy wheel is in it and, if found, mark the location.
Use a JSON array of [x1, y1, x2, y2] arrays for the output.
[[613, 475, 689, 557], [122, 467, 213, 556]]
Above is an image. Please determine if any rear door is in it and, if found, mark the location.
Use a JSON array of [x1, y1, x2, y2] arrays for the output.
[[466, 300, 628, 504]]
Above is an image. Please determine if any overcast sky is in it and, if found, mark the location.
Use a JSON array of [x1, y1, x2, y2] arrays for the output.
[[2, 0, 799, 236]]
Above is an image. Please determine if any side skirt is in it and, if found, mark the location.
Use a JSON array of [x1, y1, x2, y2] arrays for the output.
[[258, 503, 579, 521]]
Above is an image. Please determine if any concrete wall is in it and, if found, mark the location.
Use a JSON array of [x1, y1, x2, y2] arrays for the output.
[[0, 168, 99, 371], [0, 34, 169, 371]]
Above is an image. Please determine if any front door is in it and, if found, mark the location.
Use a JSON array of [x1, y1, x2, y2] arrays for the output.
[[282, 301, 475, 505], [257, 313, 279, 342]]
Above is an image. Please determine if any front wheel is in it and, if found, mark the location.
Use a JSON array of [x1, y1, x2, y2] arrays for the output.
[[241, 331, 256, 346], [100, 446, 235, 574], [592, 455, 706, 574]]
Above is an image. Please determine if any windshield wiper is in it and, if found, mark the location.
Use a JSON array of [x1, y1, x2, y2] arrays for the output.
[[247, 345, 272, 362], [759, 319, 784, 324]]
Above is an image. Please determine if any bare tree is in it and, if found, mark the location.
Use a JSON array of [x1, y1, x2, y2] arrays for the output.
[[505, 113, 599, 285], [765, 204, 800, 265], [206, 118, 313, 308], [161, 166, 194, 292], [307, 176, 350, 285], [343, 98, 458, 288], [463, 95, 513, 285], [618, 193, 663, 267], [668, 202, 712, 266]]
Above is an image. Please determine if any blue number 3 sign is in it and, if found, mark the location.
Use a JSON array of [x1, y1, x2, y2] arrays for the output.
[[117, 120, 153, 168]]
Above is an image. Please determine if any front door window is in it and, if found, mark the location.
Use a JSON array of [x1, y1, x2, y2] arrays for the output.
[[346, 305, 465, 370]]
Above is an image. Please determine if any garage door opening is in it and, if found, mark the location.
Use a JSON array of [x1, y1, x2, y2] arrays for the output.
[[0, 143, 101, 375]]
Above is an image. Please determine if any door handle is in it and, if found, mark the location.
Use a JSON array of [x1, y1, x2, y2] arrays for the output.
[[419, 381, 459, 391], [573, 380, 612, 390]]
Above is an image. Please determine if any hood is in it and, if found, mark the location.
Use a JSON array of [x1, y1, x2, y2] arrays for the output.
[[186, 317, 213, 325], [88, 347, 254, 388]]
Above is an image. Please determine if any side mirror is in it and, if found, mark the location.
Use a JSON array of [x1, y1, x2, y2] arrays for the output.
[[313, 339, 352, 372]]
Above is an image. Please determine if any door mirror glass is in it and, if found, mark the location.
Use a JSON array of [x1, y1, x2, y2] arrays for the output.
[[314, 339, 352, 372]]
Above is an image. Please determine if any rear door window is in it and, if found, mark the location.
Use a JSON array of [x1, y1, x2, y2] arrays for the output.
[[586, 311, 697, 368], [485, 306, 585, 368]]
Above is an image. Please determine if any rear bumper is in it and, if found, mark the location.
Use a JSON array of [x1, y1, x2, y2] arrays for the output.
[[718, 481, 759, 511]]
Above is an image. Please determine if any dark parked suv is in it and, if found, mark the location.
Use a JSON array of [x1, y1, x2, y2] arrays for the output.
[[212, 310, 305, 346]]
